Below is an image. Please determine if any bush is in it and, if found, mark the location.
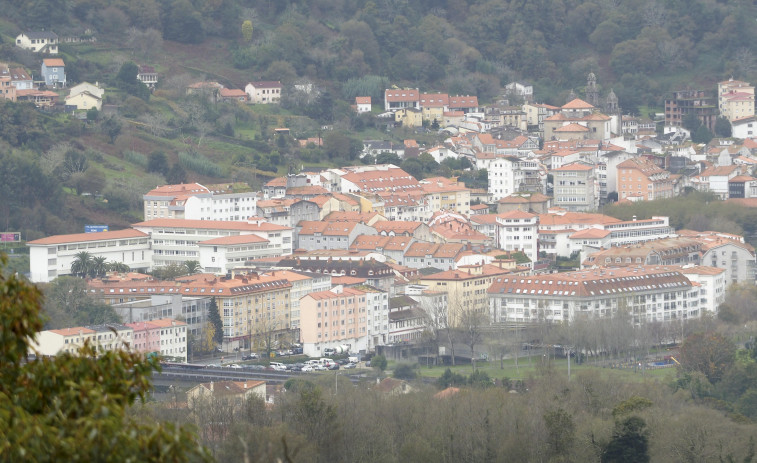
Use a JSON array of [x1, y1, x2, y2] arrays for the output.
[[123, 150, 148, 168], [393, 363, 417, 380], [178, 151, 223, 177]]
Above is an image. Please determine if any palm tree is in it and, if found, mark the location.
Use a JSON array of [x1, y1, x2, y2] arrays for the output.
[[184, 260, 201, 275], [108, 261, 130, 273], [70, 251, 93, 278], [91, 256, 108, 277]]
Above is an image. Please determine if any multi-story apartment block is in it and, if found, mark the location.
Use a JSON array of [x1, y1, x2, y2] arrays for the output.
[[718, 78, 755, 122], [488, 156, 547, 201], [127, 318, 187, 362], [617, 157, 673, 201], [664, 90, 718, 131], [552, 162, 598, 212], [419, 264, 511, 325], [300, 287, 383, 357], [495, 211, 539, 263], [489, 266, 700, 325]]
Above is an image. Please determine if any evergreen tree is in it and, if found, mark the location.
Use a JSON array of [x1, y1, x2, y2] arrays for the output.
[[208, 296, 223, 346], [602, 416, 650, 463]]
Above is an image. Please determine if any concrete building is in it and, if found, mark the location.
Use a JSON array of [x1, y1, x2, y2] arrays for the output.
[[551, 162, 598, 212], [495, 211, 539, 263], [16, 31, 58, 54], [27, 229, 152, 283], [489, 266, 700, 325]]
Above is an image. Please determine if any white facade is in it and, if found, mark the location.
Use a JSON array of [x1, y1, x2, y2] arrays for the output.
[[183, 193, 258, 221], [488, 157, 546, 202], [133, 218, 292, 269], [27, 230, 152, 283], [495, 211, 539, 263], [16, 32, 58, 54], [32, 324, 133, 357], [365, 288, 390, 350]]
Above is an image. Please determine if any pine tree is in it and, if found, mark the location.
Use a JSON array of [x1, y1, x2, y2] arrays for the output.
[[208, 296, 223, 346]]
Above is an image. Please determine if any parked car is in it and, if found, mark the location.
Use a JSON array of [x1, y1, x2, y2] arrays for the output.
[[269, 362, 287, 371], [301, 364, 315, 372], [343, 363, 356, 369], [313, 364, 327, 371], [242, 353, 259, 360], [227, 364, 242, 369], [327, 363, 340, 370], [244, 364, 265, 370], [292, 347, 303, 355]]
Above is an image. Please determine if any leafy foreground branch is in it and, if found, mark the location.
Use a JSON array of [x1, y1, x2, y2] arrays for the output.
[[0, 256, 210, 462]]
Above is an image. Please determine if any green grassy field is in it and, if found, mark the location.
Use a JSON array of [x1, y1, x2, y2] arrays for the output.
[[392, 355, 678, 384]]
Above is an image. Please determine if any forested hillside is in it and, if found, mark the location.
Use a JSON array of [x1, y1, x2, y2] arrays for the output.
[[6, 0, 757, 109]]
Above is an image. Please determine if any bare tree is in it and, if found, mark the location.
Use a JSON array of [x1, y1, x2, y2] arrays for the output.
[[418, 294, 448, 366], [127, 28, 163, 61], [643, 0, 668, 28], [460, 309, 487, 371], [138, 112, 170, 137], [40, 142, 71, 176]]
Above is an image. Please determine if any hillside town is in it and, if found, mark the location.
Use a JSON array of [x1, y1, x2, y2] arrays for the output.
[[8, 2, 757, 460], [26, 72, 757, 365]]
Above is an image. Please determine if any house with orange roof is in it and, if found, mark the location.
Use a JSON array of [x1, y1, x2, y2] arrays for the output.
[[41, 58, 65, 87], [338, 164, 423, 194], [679, 230, 757, 284], [263, 176, 287, 198], [377, 191, 431, 222], [127, 318, 188, 362], [384, 88, 420, 111], [350, 234, 416, 264], [731, 116, 757, 139], [543, 98, 612, 141], [552, 162, 598, 212], [355, 96, 371, 113], [373, 220, 432, 240], [395, 107, 423, 127], [403, 242, 465, 270], [323, 210, 387, 226], [31, 327, 96, 356], [218, 88, 249, 103], [420, 177, 472, 216]]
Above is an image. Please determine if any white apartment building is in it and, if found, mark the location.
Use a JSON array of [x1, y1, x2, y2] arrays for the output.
[[495, 210, 539, 263], [489, 266, 700, 325], [488, 156, 547, 202], [32, 323, 133, 356], [27, 229, 152, 283], [132, 217, 292, 269], [143, 183, 257, 221], [551, 162, 598, 212]]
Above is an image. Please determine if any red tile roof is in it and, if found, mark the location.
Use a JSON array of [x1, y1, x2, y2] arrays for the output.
[[132, 219, 290, 232], [562, 98, 594, 109], [28, 229, 148, 246], [198, 234, 269, 246]]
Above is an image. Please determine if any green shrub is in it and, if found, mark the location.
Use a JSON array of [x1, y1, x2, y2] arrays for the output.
[[123, 150, 148, 168]]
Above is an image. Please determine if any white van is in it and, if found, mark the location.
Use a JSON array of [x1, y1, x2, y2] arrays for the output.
[[269, 362, 286, 371], [319, 358, 336, 367]]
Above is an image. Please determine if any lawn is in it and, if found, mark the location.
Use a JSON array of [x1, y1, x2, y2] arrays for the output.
[[394, 354, 678, 384]]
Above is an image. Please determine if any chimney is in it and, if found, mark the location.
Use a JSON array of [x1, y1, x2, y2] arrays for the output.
[[244, 382, 248, 389]]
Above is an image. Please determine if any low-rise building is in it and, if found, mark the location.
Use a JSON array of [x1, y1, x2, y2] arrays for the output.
[[27, 229, 152, 283], [41, 58, 65, 88], [16, 31, 59, 54], [245, 81, 282, 104]]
